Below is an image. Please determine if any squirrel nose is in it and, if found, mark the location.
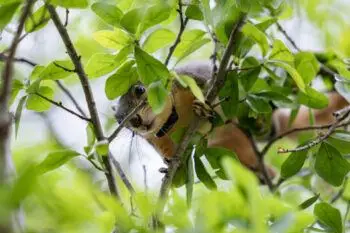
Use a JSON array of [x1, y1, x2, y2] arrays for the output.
[[129, 114, 142, 128]]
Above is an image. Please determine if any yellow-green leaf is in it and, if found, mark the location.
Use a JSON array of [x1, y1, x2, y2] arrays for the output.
[[93, 29, 131, 50]]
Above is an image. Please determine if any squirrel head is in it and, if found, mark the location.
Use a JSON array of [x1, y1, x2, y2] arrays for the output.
[[113, 82, 173, 136]]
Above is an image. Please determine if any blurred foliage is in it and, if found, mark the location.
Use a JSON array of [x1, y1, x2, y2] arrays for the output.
[[1, 0, 350, 232]]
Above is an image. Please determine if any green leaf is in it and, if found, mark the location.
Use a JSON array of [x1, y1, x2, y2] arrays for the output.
[[219, 71, 239, 118], [185, 4, 203, 20], [105, 60, 138, 100], [254, 91, 292, 104], [14, 96, 27, 138], [178, 75, 204, 103], [0, 2, 20, 30], [29, 65, 45, 80], [267, 60, 305, 92], [315, 142, 350, 186], [93, 29, 131, 50], [299, 194, 319, 210], [194, 156, 217, 190], [204, 147, 238, 179], [96, 140, 109, 156], [142, 29, 176, 53], [50, 0, 88, 8], [40, 60, 74, 80], [239, 56, 261, 91], [86, 47, 130, 78], [246, 95, 272, 113], [329, 59, 350, 79], [173, 29, 207, 58], [295, 52, 320, 85], [139, 4, 172, 34], [120, 7, 144, 35], [242, 23, 269, 56], [24, 5, 50, 33], [134, 46, 169, 85], [327, 131, 350, 154], [176, 38, 210, 63], [314, 202, 342, 233], [147, 81, 168, 114], [91, 2, 123, 27], [234, 18, 277, 58], [86, 123, 95, 148], [36, 150, 80, 174], [26, 86, 54, 112], [269, 39, 294, 64], [10, 79, 24, 106], [281, 149, 308, 179], [297, 86, 329, 109]]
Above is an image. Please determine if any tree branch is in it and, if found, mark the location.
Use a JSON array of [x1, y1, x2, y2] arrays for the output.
[[34, 92, 90, 121], [0, 53, 88, 118], [0, 52, 37, 66], [109, 153, 135, 195], [164, 0, 188, 66], [261, 119, 350, 157], [275, 20, 348, 82], [108, 99, 146, 142], [55, 80, 88, 118], [155, 14, 247, 220], [278, 106, 350, 153], [46, 4, 119, 199], [0, 1, 35, 232]]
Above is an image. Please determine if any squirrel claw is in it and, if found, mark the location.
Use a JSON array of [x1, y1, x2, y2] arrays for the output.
[[192, 100, 215, 120]]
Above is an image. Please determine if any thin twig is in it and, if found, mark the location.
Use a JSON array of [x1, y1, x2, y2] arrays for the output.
[[154, 14, 247, 223], [0, 1, 35, 232], [34, 92, 90, 121], [238, 126, 274, 191], [164, 0, 189, 66], [275, 20, 348, 82], [278, 106, 350, 153], [330, 176, 348, 203], [110, 153, 135, 195], [0, 53, 88, 119], [143, 165, 148, 193], [108, 100, 146, 142], [55, 80, 87, 118], [64, 9, 69, 27], [0, 53, 37, 67], [261, 120, 350, 157], [46, 4, 119, 199], [276, 22, 300, 51]]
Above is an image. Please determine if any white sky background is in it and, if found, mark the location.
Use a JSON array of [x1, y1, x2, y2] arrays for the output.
[[2, 0, 349, 191]]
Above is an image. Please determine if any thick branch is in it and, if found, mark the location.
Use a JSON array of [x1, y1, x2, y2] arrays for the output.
[[0, 1, 35, 232], [46, 5, 119, 198], [156, 14, 246, 215]]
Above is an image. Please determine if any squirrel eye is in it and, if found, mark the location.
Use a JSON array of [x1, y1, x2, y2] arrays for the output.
[[134, 85, 145, 98]]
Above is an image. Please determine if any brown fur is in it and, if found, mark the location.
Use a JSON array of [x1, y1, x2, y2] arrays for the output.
[[114, 62, 349, 178]]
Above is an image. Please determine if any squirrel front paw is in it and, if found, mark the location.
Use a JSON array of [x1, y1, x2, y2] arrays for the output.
[[192, 100, 215, 120]]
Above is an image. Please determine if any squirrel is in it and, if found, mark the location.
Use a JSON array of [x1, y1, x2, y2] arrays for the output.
[[113, 61, 348, 179]]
